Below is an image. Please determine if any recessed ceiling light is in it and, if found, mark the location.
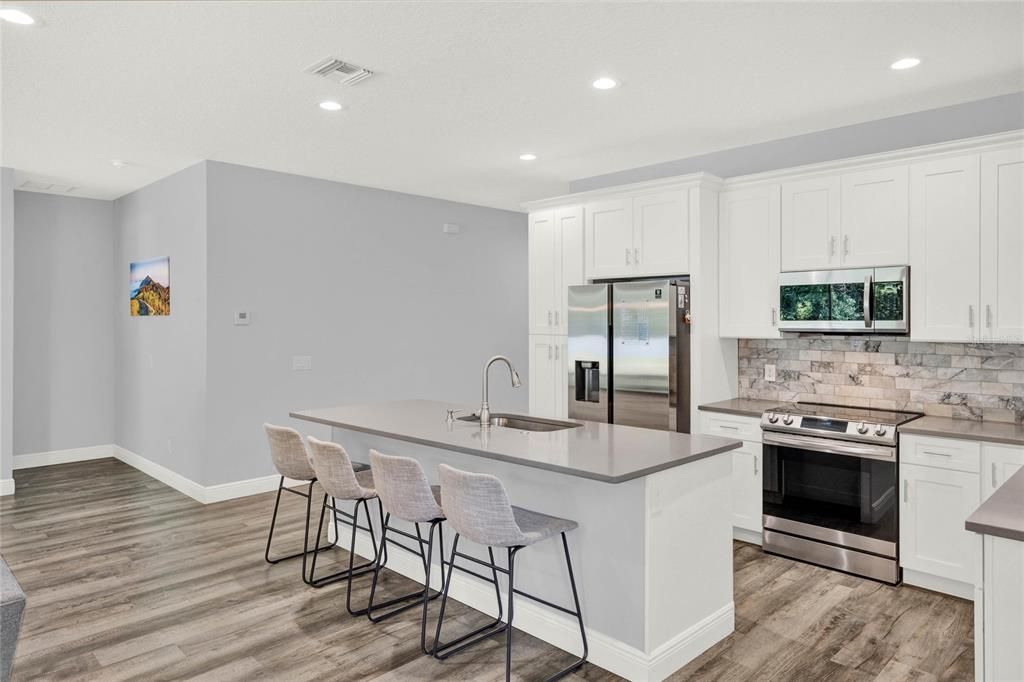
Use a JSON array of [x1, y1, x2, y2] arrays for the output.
[[319, 100, 343, 111], [111, 159, 126, 168], [592, 77, 618, 90], [890, 57, 921, 71], [519, 153, 537, 161], [0, 8, 34, 24]]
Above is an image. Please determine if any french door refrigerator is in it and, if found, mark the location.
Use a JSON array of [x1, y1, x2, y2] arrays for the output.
[[567, 279, 692, 432]]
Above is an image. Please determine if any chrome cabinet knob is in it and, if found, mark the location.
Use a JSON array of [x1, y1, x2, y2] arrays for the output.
[[782, 415, 794, 426], [767, 412, 779, 424], [857, 422, 870, 435], [875, 425, 887, 436]]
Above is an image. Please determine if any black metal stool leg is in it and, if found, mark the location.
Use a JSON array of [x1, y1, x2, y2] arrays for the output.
[[263, 476, 286, 564], [505, 546, 519, 682], [307, 496, 379, 589], [365, 514, 440, 622], [346, 498, 380, 615], [432, 539, 507, 660], [265, 477, 333, 567]]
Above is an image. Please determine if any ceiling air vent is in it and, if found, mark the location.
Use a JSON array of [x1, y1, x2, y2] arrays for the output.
[[305, 57, 374, 86], [20, 180, 78, 194]]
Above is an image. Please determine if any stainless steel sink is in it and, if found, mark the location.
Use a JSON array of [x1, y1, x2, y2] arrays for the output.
[[457, 413, 582, 432]]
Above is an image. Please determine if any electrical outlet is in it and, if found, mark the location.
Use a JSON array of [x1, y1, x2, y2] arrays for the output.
[[764, 364, 777, 382]]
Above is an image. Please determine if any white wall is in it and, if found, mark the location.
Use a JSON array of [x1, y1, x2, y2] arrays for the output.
[[1, 168, 14, 490], [13, 192, 116, 454], [114, 163, 208, 483], [204, 162, 527, 485]]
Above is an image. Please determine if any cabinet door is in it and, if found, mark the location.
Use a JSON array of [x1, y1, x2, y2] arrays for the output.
[[528, 211, 558, 335], [585, 199, 633, 279], [981, 442, 1024, 501], [980, 147, 1024, 343], [556, 207, 584, 335], [553, 337, 569, 419], [909, 155, 981, 342], [632, 190, 689, 276], [528, 336, 557, 418], [781, 176, 840, 271], [731, 441, 763, 533], [840, 166, 909, 267], [984, 535, 1024, 682], [900, 463, 980, 584], [719, 185, 781, 338]]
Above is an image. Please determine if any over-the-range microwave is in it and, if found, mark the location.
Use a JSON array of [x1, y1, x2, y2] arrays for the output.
[[778, 266, 909, 334]]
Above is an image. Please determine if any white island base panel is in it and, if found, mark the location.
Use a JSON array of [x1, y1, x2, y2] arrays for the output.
[[329, 427, 734, 682]]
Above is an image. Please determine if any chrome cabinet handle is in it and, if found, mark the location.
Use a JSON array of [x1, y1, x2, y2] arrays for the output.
[[771, 306, 777, 326], [903, 479, 909, 503], [986, 304, 993, 329], [844, 235, 850, 257], [718, 424, 739, 431], [969, 305, 975, 328], [634, 247, 640, 265], [554, 345, 559, 361], [625, 248, 630, 265], [753, 456, 759, 477], [922, 450, 953, 457], [554, 311, 560, 327], [548, 311, 552, 325], [548, 345, 553, 360], [830, 236, 836, 258], [992, 462, 998, 488]]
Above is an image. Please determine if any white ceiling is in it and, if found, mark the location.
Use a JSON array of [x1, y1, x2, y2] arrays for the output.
[[2, 1, 1022, 211]]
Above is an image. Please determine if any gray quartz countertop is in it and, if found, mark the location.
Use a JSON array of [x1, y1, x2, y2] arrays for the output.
[[966, 466, 1024, 542], [698, 398, 785, 418], [291, 399, 742, 484], [900, 416, 1024, 446]]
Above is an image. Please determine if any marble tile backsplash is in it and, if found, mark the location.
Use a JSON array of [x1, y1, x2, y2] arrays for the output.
[[738, 336, 1024, 423]]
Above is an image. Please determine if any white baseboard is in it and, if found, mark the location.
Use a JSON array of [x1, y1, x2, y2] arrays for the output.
[[903, 568, 975, 601], [733, 527, 762, 546], [13, 444, 115, 470], [0, 478, 14, 496], [345, 531, 730, 681]]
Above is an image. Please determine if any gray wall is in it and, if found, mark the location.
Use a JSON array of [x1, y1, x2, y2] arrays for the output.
[[1, 168, 14, 484], [204, 162, 527, 485], [114, 163, 208, 483], [13, 192, 116, 454], [570, 92, 1024, 192]]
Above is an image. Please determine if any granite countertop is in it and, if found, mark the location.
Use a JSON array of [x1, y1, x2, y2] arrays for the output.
[[899, 416, 1024, 446], [291, 399, 741, 484], [966, 466, 1024, 542], [698, 398, 786, 418]]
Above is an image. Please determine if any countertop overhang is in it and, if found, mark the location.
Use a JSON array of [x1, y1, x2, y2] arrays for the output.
[[291, 399, 741, 483], [967, 465, 1024, 542]]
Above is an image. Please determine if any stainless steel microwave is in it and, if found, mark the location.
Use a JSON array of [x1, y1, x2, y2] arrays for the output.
[[778, 266, 909, 334]]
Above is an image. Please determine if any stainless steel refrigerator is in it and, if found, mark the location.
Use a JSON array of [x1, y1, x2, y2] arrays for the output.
[[567, 279, 692, 432]]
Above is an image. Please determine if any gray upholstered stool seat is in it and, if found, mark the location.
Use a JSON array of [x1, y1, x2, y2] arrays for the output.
[[305, 437, 388, 602], [366, 450, 448, 655], [508, 507, 578, 547], [262, 423, 335, 584], [433, 463, 587, 681]]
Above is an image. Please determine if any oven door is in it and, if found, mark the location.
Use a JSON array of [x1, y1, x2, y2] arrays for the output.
[[762, 431, 898, 560]]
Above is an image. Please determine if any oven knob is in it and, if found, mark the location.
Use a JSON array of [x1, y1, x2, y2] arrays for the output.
[[782, 414, 794, 426], [767, 412, 779, 424], [875, 425, 888, 437], [857, 422, 870, 435]]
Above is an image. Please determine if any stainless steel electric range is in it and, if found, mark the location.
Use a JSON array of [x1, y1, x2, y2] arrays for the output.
[[760, 403, 922, 584]]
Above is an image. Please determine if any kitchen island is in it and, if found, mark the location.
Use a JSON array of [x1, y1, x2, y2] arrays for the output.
[[292, 400, 741, 681]]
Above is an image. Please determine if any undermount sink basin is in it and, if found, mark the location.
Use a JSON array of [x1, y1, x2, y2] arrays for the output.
[[457, 413, 582, 432]]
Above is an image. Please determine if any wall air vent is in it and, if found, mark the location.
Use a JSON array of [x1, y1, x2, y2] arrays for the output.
[[304, 57, 374, 86]]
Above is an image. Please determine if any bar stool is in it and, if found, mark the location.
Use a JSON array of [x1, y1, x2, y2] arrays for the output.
[[305, 437, 386, 613], [433, 464, 588, 681], [366, 449, 447, 655], [262, 424, 335, 584]]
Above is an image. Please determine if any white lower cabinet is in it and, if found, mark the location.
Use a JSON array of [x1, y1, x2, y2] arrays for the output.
[[699, 412, 763, 540], [900, 461, 981, 592], [981, 442, 1024, 502], [528, 335, 566, 419]]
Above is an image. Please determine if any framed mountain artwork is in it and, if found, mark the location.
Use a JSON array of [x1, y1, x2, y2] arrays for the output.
[[129, 256, 170, 316]]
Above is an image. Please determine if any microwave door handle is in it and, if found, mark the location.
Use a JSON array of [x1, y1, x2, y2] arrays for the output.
[[863, 274, 873, 328]]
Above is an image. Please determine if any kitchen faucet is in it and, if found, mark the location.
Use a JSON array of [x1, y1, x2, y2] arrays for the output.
[[479, 355, 521, 427]]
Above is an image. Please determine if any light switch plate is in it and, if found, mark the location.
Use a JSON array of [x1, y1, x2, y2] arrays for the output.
[[764, 364, 776, 382], [292, 355, 312, 371]]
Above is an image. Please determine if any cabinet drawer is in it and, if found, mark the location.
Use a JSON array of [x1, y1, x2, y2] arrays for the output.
[[901, 434, 981, 473], [699, 412, 762, 443]]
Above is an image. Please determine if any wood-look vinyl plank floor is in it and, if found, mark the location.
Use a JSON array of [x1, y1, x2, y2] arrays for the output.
[[1, 458, 973, 681]]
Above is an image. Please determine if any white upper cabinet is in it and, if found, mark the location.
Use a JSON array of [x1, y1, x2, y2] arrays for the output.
[[719, 184, 781, 338], [632, 190, 689, 276], [585, 199, 633, 279], [840, 166, 909, 267], [781, 176, 840, 271], [529, 207, 583, 336], [980, 147, 1024, 343], [909, 154, 981, 342], [585, 190, 689, 279]]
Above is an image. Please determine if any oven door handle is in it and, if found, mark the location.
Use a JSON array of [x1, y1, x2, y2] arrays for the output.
[[762, 430, 896, 461]]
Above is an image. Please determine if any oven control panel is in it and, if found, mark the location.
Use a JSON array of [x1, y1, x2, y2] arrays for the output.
[[760, 411, 896, 445]]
